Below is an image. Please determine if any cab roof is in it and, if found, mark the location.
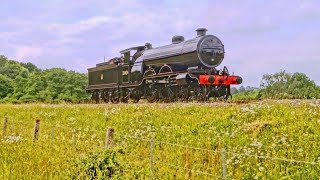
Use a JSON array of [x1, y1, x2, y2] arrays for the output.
[[120, 46, 145, 54]]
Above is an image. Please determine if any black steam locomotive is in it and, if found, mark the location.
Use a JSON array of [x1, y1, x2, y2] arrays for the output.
[[87, 28, 242, 103]]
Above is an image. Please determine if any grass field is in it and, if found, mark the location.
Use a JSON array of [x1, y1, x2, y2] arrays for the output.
[[1, 100, 320, 179]]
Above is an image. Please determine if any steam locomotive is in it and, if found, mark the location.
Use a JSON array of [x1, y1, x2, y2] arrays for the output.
[[86, 28, 242, 103]]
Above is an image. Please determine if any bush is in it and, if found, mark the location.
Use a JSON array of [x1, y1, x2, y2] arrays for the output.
[[69, 149, 124, 179], [260, 71, 319, 99]]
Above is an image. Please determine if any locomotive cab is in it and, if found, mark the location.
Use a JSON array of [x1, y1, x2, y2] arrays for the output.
[[119, 46, 145, 83], [120, 46, 145, 64]]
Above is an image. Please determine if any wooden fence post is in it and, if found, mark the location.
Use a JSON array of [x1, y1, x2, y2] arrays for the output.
[[51, 126, 55, 152], [105, 128, 114, 148], [150, 138, 154, 179], [184, 150, 192, 180], [3, 114, 8, 136], [33, 119, 40, 142], [222, 148, 227, 180]]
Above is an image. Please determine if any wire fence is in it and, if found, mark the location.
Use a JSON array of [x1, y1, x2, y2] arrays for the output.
[[1, 115, 320, 179]]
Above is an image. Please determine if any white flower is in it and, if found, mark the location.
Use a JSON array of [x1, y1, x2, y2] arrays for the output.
[[280, 137, 287, 143], [259, 167, 265, 171], [250, 139, 263, 148], [4, 135, 24, 144]]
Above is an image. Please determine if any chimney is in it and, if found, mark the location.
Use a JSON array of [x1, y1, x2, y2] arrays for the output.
[[145, 43, 152, 49], [196, 28, 207, 37], [172, 35, 185, 44]]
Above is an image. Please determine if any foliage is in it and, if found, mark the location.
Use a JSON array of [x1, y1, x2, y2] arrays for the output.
[[260, 71, 320, 99], [0, 101, 320, 179], [69, 149, 124, 179], [232, 88, 260, 100], [232, 71, 320, 100], [0, 55, 89, 103], [0, 75, 12, 98]]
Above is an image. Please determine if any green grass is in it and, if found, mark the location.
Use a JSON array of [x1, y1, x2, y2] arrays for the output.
[[0, 100, 320, 179], [232, 89, 260, 100]]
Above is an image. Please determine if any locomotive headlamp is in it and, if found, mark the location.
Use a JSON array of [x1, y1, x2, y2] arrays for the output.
[[208, 76, 215, 83]]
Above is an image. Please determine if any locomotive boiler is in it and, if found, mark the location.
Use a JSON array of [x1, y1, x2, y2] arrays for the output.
[[87, 28, 242, 103]]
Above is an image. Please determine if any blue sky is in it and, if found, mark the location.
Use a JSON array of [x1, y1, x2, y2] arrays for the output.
[[1, 0, 320, 86]]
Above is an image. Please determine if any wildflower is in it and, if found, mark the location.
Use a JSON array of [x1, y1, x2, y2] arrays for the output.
[[250, 139, 262, 148], [68, 117, 75, 121], [5, 135, 23, 144], [259, 166, 265, 171], [280, 137, 287, 143], [297, 148, 303, 153], [241, 107, 256, 114]]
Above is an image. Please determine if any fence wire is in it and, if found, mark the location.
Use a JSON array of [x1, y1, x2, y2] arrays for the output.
[[154, 160, 224, 179], [2, 115, 320, 179], [3, 121, 320, 166], [154, 140, 221, 153], [224, 151, 320, 165]]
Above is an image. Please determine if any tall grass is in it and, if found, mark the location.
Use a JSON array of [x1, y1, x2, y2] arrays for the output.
[[0, 100, 319, 179]]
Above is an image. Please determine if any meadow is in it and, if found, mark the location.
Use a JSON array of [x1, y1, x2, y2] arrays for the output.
[[0, 100, 320, 179]]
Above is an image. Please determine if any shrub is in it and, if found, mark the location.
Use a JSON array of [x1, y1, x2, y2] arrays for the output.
[[69, 149, 124, 179]]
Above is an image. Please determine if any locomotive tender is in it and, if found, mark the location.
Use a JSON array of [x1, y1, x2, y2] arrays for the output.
[[87, 28, 242, 103]]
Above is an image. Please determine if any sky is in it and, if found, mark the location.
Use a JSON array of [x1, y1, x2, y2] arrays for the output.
[[1, 0, 320, 87]]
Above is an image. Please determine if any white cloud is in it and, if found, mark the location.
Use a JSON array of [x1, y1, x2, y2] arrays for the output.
[[1, 0, 320, 86], [15, 46, 43, 61], [79, 16, 111, 27], [43, 16, 111, 36]]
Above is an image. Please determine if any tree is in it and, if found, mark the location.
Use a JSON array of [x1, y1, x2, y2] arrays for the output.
[[20, 62, 40, 73], [231, 87, 239, 94], [260, 71, 319, 99], [11, 75, 28, 100], [238, 86, 246, 93], [287, 73, 319, 99], [0, 75, 12, 99], [0, 55, 8, 67], [0, 60, 24, 79], [0, 55, 89, 103]]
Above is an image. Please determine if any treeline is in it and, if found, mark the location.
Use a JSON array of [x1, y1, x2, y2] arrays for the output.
[[0, 55, 88, 103], [232, 71, 320, 100], [1, 55, 319, 103]]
